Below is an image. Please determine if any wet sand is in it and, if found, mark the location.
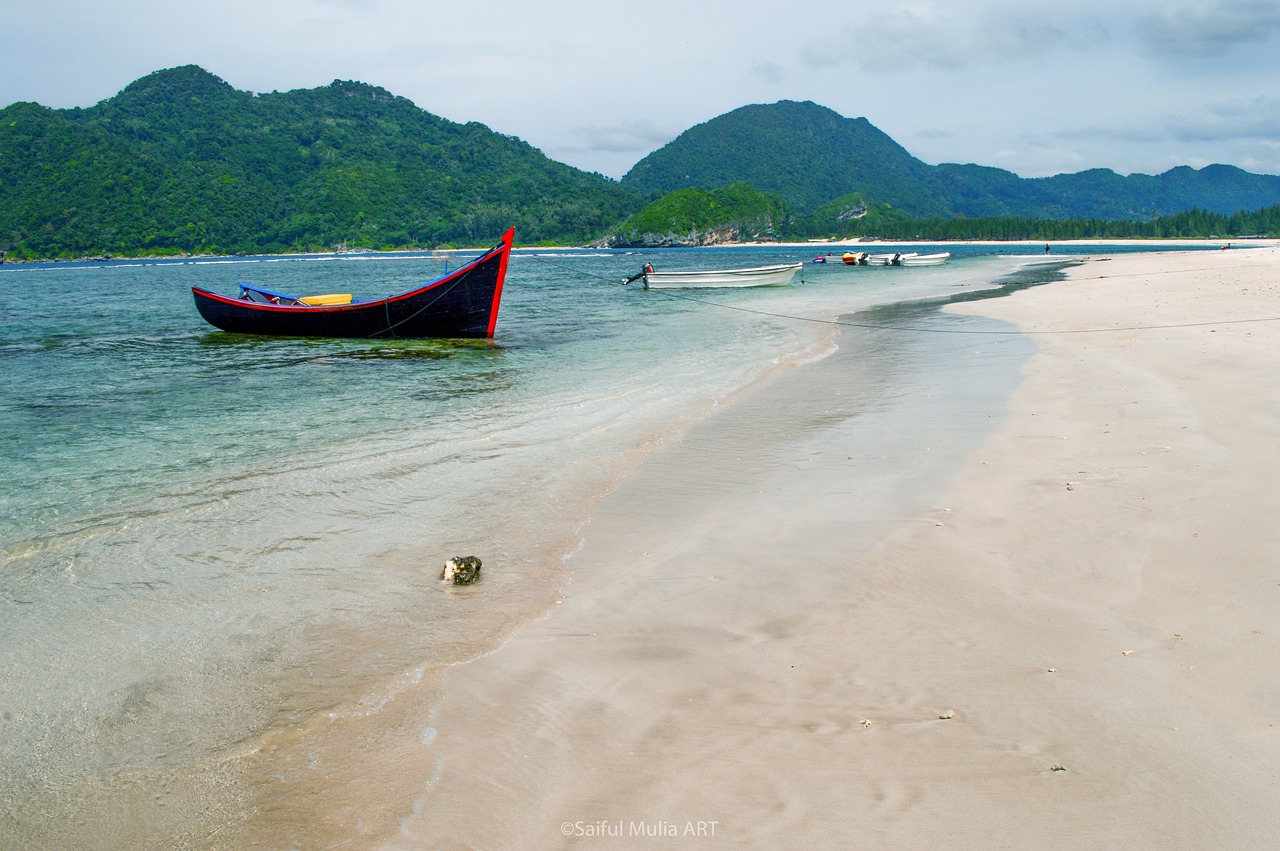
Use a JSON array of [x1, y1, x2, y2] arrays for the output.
[[381, 246, 1280, 848]]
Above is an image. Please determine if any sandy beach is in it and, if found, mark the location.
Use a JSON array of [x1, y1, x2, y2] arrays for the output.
[[367, 246, 1280, 849]]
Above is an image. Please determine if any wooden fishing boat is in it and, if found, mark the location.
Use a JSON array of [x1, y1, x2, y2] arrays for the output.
[[191, 228, 514, 338], [625, 262, 802, 289]]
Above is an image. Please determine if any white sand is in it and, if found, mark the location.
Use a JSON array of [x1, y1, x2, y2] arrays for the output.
[[371, 246, 1280, 849]]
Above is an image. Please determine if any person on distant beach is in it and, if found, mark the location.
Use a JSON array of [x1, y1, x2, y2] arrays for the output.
[[1045, 243, 1051, 254]]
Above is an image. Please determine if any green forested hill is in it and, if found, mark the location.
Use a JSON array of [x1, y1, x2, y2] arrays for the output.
[[0, 66, 637, 259], [622, 100, 1280, 221], [621, 101, 943, 214]]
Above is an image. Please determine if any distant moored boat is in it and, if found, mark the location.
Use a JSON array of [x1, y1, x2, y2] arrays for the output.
[[841, 251, 950, 266], [624, 262, 802, 289], [899, 252, 950, 266]]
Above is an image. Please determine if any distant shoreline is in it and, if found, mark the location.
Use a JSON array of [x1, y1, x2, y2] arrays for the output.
[[765, 236, 1279, 250], [4, 237, 1276, 268]]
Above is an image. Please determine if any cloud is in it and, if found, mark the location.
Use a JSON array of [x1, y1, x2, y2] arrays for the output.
[[1063, 95, 1280, 145], [915, 128, 955, 141], [1232, 137, 1280, 172], [990, 143, 1094, 176], [802, 4, 1104, 73], [1135, 0, 1280, 58], [751, 62, 786, 84], [1163, 96, 1280, 141], [568, 120, 676, 155]]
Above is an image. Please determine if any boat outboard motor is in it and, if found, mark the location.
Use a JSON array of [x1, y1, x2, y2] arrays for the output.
[[623, 263, 654, 285]]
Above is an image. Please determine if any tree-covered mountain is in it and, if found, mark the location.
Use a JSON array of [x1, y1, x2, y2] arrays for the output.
[[4, 73, 1280, 260], [0, 65, 637, 259], [622, 101, 943, 215], [621, 100, 1280, 222]]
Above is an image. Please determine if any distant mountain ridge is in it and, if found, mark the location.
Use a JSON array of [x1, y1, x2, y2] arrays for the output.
[[2, 70, 1278, 260], [621, 100, 1280, 221], [0, 65, 634, 258]]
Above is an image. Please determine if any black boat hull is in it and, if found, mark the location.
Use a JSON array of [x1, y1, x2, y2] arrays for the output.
[[192, 229, 513, 338]]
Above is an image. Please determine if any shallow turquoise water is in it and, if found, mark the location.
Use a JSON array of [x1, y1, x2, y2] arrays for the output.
[[0, 241, 1222, 845]]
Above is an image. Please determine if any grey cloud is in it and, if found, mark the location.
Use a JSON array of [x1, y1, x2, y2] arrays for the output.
[[1163, 96, 1280, 141], [1058, 95, 1280, 145], [803, 7, 1102, 73], [751, 62, 786, 84], [571, 120, 676, 155], [1135, 0, 1280, 57]]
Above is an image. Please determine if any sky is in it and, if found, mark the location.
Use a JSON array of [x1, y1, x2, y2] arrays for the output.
[[5, 0, 1280, 181]]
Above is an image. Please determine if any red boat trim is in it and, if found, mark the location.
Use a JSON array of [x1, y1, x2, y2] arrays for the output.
[[486, 228, 515, 338]]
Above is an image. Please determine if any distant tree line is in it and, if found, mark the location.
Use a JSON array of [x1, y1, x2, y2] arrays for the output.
[[610, 186, 1280, 246], [810, 204, 1280, 242]]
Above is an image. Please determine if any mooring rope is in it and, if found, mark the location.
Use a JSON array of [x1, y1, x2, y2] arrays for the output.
[[371, 245, 498, 337], [376, 276, 467, 338]]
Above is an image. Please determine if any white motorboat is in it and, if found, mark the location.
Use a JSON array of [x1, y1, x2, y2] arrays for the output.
[[626, 262, 802, 289], [899, 252, 950, 266]]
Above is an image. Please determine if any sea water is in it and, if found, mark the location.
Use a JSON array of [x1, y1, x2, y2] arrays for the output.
[[0, 241, 1222, 846]]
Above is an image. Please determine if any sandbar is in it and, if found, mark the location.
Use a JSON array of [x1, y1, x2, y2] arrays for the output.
[[381, 246, 1280, 848]]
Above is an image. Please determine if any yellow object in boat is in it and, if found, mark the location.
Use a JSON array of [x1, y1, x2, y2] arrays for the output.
[[298, 293, 353, 306]]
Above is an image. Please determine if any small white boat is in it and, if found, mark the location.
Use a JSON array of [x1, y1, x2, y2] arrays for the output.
[[899, 252, 950, 266], [867, 253, 906, 265], [626, 262, 802, 289], [844, 251, 950, 266]]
